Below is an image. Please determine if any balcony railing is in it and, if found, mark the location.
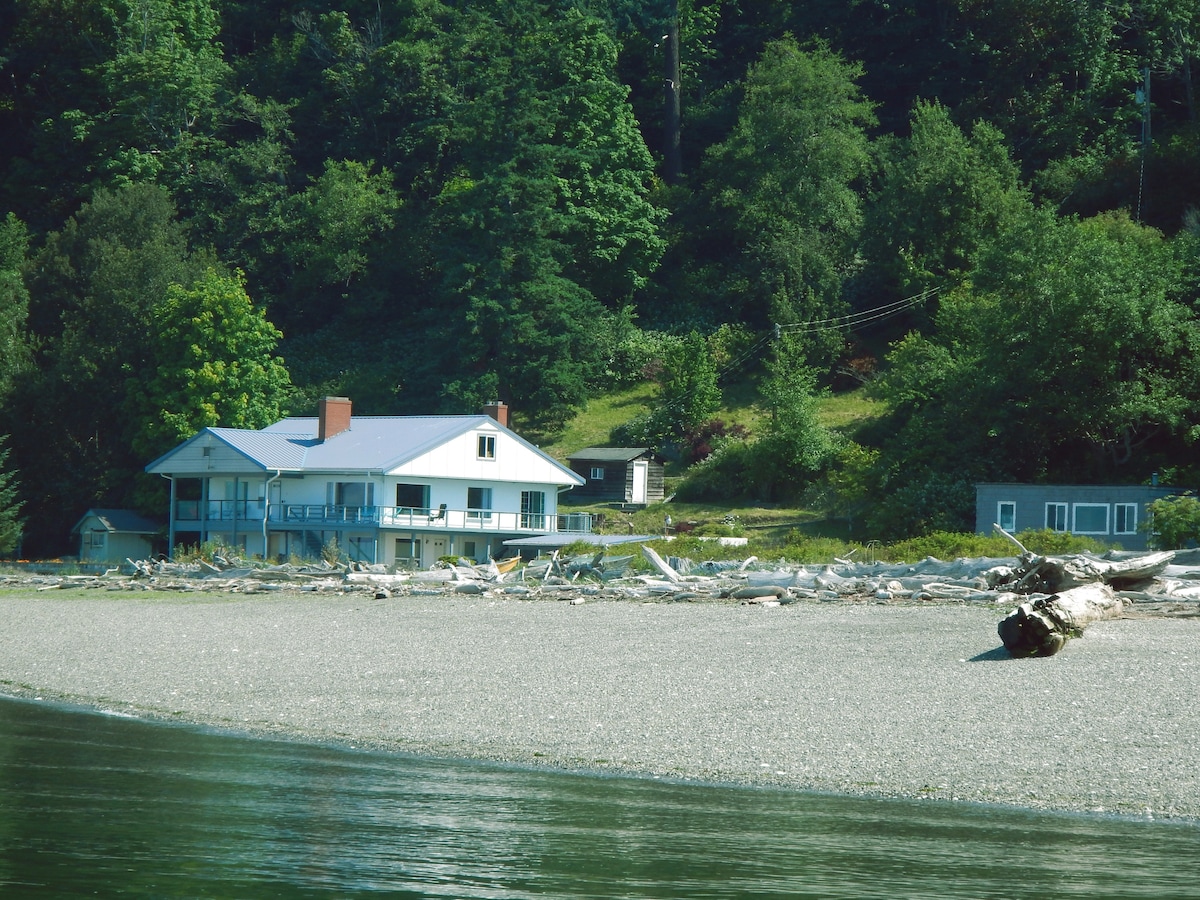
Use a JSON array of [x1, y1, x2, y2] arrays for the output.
[[173, 502, 594, 534], [174, 500, 265, 521]]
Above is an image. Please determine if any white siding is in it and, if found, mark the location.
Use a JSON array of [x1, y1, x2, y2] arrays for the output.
[[387, 424, 574, 485]]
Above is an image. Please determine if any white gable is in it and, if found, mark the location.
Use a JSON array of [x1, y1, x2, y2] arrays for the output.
[[387, 422, 577, 485]]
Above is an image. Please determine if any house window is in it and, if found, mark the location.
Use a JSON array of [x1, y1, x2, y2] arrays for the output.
[[467, 486, 493, 520], [1073, 504, 1109, 535], [521, 490, 546, 529], [1114, 503, 1138, 535], [1045, 503, 1068, 532], [477, 435, 496, 460], [589, 466, 605, 481], [395, 483, 430, 512], [214, 480, 250, 520], [329, 481, 374, 508], [463, 540, 477, 560], [997, 501, 1016, 533], [395, 536, 420, 568]]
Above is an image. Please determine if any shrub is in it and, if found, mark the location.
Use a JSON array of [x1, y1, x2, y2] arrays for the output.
[[1145, 493, 1200, 549], [1016, 529, 1113, 555], [679, 419, 749, 466], [321, 536, 343, 566], [173, 538, 236, 563], [781, 533, 860, 563], [883, 531, 1017, 561], [883, 529, 1112, 562]]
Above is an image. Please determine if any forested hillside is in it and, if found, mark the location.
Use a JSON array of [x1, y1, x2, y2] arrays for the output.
[[1, 0, 1199, 555]]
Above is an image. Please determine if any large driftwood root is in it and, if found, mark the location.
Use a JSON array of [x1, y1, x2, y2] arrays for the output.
[[997, 583, 1124, 657]]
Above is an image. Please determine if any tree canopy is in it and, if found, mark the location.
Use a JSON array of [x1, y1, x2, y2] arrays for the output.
[[1, 0, 1199, 551]]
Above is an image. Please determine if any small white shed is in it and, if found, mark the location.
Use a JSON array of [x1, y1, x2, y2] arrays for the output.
[[71, 509, 160, 563]]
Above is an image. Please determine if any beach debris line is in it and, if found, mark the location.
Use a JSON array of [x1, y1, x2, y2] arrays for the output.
[[4, 542, 1200, 625]]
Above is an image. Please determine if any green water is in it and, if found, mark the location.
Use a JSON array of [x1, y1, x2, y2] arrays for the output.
[[0, 696, 1196, 898]]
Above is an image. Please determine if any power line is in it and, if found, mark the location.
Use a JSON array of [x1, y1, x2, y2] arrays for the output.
[[627, 286, 944, 437], [775, 286, 941, 338]]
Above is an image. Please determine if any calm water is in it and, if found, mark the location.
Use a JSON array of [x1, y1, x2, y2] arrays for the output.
[[0, 697, 1197, 898]]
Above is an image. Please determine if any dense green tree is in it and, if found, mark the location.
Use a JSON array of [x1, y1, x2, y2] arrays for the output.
[[864, 207, 1200, 537], [0, 434, 23, 555], [276, 158, 401, 326], [90, 0, 231, 179], [864, 101, 1030, 305], [0, 214, 32, 402], [655, 330, 721, 439], [129, 268, 292, 459], [1145, 493, 1200, 549], [689, 38, 875, 364], [427, 1, 665, 426], [756, 335, 838, 479], [9, 184, 211, 553]]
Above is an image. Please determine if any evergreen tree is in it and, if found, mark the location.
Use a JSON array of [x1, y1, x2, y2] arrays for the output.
[[0, 213, 31, 402], [0, 435, 23, 556]]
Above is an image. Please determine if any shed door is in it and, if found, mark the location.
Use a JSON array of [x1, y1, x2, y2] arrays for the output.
[[631, 461, 648, 504]]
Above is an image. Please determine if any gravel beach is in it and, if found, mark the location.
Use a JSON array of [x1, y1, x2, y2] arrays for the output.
[[2, 590, 1198, 821]]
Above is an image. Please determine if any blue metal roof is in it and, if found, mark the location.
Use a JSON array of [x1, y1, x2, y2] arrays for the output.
[[147, 414, 582, 484], [257, 415, 484, 472], [207, 427, 313, 469]]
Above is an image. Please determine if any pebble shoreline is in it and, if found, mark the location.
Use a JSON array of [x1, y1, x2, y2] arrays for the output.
[[1, 590, 1198, 822]]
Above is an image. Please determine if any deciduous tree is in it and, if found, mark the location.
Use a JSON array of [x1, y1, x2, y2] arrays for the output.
[[694, 38, 875, 364], [129, 268, 292, 460], [865, 207, 1200, 537]]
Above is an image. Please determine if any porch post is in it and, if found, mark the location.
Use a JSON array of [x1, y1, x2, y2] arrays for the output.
[[167, 476, 177, 559], [201, 478, 210, 544]]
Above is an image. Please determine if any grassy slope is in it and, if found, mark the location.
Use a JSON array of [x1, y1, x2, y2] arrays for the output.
[[533, 380, 883, 462], [523, 378, 884, 542]]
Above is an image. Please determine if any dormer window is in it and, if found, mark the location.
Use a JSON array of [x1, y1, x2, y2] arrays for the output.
[[477, 434, 496, 460]]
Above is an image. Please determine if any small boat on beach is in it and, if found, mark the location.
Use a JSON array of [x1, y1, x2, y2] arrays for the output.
[[493, 556, 523, 574]]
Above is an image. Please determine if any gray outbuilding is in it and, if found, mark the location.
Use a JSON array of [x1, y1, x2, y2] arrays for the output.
[[72, 509, 161, 563], [974, 483, 1179, 551]]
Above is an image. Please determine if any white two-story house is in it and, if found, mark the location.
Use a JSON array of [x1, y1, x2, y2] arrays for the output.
[[145, 397, 588, 567]]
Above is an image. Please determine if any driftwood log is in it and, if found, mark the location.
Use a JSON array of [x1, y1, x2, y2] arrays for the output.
[[997, 583, 1124, 657]]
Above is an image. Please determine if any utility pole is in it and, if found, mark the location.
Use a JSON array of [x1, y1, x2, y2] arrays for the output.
[[663, 0, 682, 185], [1136, 66, 1151, 223]]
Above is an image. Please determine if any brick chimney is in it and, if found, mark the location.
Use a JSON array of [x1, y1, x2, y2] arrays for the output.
[[481, 401, 509, 427], [318, 396, 352, 441]]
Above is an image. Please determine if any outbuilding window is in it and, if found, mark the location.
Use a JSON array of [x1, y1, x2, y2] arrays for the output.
[[1045, 503, 1068, 532], [1114, 503, 1138, 535], [997, 501, 1016, 533], [1073, 504, 1109, 535]]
